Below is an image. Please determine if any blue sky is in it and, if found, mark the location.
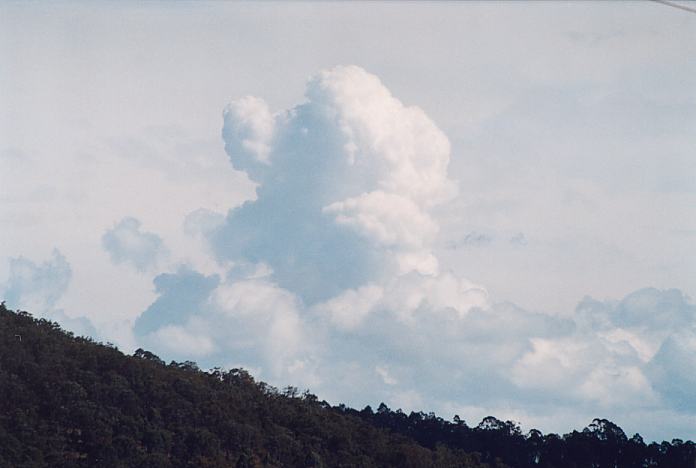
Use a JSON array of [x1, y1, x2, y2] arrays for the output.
[[1, 1, 695, 441]]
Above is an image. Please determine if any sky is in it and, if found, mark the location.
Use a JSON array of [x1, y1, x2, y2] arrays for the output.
[[1, 1, 695, 441]]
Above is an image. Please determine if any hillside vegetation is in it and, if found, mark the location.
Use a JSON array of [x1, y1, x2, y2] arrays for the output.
[[0, 303, 693, 467]]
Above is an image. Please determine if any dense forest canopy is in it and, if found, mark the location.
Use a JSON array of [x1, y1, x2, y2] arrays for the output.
[[0, 303, 693, 467]]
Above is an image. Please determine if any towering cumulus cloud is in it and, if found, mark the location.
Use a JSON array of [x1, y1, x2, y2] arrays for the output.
[[136, 65, 489, 389], [217, 65, 465, 303]]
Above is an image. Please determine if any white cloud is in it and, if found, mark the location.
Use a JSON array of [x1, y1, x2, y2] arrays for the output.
[[213, 66, 462, 303], [306, 65, 457, 207], [133, 66, 494, 395], [325, 191, 438, 249]]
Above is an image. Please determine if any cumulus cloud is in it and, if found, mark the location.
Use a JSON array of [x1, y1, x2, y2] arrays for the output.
[[102, 217, 168, 272], [133, 65, 490, 388], [214, 65, 461, 303], [305, 66, 456, 206]]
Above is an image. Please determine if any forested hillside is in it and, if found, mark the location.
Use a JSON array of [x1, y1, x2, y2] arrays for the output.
[[0, 303, 693, 467]]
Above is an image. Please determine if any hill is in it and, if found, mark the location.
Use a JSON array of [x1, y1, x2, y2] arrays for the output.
[[0, 303, 693, 467]]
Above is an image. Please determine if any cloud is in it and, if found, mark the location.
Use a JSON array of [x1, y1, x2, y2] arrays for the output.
[[214, 65, 459, 303], [325, 191, 438, 249], [133, 65, 490, 392], [102, 217, 168, 272]]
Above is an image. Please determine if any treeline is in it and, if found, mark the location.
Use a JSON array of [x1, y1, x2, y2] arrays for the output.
[[0, 303, 693, 467], [338, 405, 694, 467]]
